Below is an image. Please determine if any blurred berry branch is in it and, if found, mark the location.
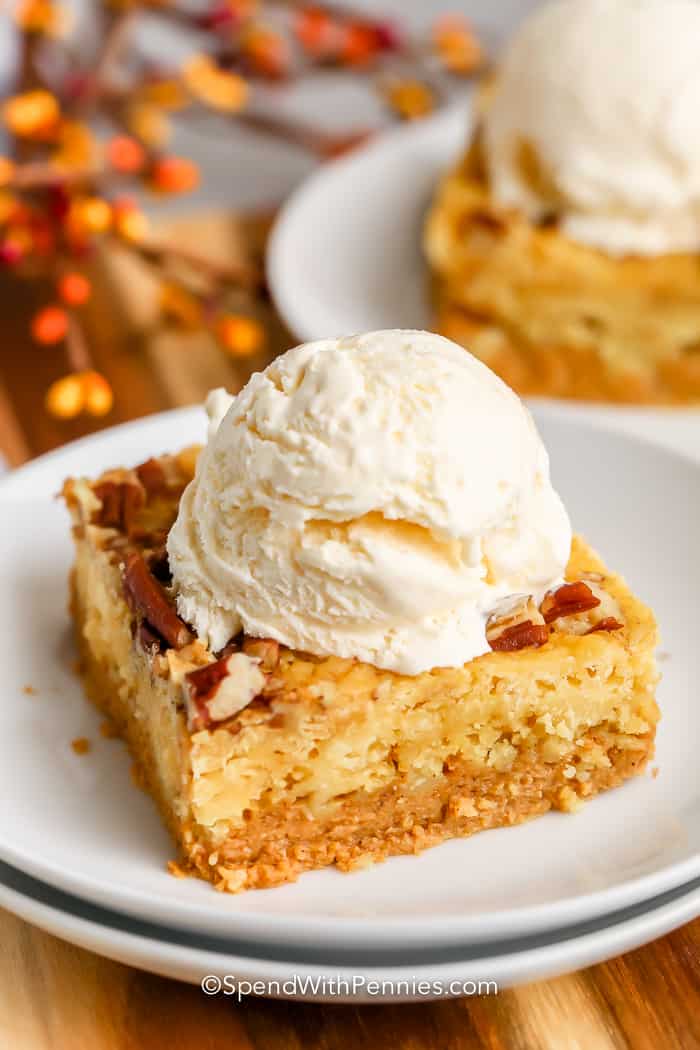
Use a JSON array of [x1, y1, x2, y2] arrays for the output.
[[1, 0, 485, 420]]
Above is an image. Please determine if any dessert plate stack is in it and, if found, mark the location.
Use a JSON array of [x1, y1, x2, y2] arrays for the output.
[[0, 405, 699, 1000]]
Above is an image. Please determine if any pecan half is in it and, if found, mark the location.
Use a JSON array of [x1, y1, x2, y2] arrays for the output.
[[185, 652, 266, 731], [242, 637, 280, 672], [93, 478, 145, 534], [123, 552, 192, 650], [489, 620, 549, 652], [586, 617, 624, 634], [540, 582, 600, 624]]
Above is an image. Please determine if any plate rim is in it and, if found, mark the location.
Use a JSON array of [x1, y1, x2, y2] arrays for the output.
[[266, 100, 468, 349], [2, 855, 700, 996]]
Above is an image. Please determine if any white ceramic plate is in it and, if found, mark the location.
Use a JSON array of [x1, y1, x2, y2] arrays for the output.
[[2, 858, 700, 999], [267, 103, 700, 462], [0, 407, 698, 951]]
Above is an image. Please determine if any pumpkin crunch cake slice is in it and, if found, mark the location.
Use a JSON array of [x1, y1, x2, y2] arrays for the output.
[[64, 331, 659, 892], [425, 0, 700, 404]]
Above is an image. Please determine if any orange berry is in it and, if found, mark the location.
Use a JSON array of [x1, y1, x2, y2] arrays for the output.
[[159, 282, 202, 329], [125, 102, 170, 147], [3, 90, 59, 137], [75, 196, 111, 233], [0, 157, 14, 186], [52, 120, 94, 169], [384, 79, 435, 120], [58, 272, 91, 306], [296, 8, 337, 56], [0, 238, 24, 265], [151, 156, 199, 194], [3, 226, 32, 258], [32, 305, 68, 345], [82, 371, 113, 416], [182, 56, 248, 113], [15, 0, 70, 36], [217, 315, 264, 356], [433, 16, 484, 75], [0, 191, 16, 223], [340, 23, 378, 66], [107, 135, 145, 174], [242, 27, 289, 78], [45, 374, 83, 419], [113, 202, 148, 242], [138, 80, 187, 111]]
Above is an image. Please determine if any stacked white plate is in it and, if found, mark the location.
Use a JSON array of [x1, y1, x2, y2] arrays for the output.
[[2, 107, 700, 1001]]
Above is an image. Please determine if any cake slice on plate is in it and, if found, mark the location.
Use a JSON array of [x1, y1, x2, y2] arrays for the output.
[[64, 330, 659, 892], [425, 0, 700, 403]]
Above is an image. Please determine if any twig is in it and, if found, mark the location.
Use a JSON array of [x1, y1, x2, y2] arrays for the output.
[[10, 161, 104, 189], [76, 9, 138, 113], [235, 111, 374, 158], [65, 314, 92, 373], [119, 236, 263, 293]]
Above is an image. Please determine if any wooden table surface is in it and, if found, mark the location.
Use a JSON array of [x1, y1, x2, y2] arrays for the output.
[[1, 215, 699, 1050]]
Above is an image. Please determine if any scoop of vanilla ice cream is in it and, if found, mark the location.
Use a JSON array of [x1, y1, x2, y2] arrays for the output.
[[167, 330, 571, 675], [483, 0, 700, 256]]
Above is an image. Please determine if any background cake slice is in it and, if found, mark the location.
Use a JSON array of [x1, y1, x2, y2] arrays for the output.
[[425, 0, 700, 404]]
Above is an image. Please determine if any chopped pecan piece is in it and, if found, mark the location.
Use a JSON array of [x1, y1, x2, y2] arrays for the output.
[[489, 620, 549, 652], [486, 596, 547, 652], [147, 546, 172, 584], [128, 526, 170, 549], [242, 637, 280, 672], [586, 617, 624, 634], [540, 582, 600, 624], [93, 478, 145, 534], [215, 632, 243, 660], [123, 552, 192, 650], [185, 652, 266, 731], [135, 457, 168, 496], [186, 658, 231, 705], [137, 620, 163, 653]]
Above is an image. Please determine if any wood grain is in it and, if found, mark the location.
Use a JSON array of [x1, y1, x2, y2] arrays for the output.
[[0, 212, 698, 1049]]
